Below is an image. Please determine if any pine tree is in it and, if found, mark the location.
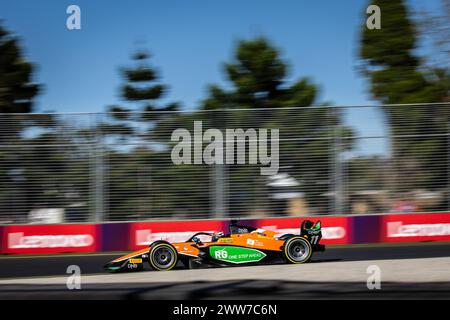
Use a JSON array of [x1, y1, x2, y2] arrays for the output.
[[107, 50, 180, 119], [359, 0, 449, 210], [360, 0, 444, 104], [0, 23, 40, 113], [203, 37, 317, 110], [120, 51, 165, 111], [102, 49, 181, 219], [198, 37, 353, 215], [105, 49, 180, 131]]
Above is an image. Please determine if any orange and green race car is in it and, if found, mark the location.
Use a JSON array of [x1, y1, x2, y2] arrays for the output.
[[104, 219, 325, 272]]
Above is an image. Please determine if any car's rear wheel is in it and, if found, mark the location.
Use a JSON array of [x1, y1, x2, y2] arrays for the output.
[[282, 236, 312, 264], [148, 242, 178, 271]]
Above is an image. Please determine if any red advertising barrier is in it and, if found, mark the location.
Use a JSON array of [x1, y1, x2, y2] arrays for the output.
[[382, 213, 450, 243], [3, 212, 450, 254], [129, 220, 225, 250], [255, 216, 351, 245], [1, 224, 100, 254], [0, 226, 4, 253]]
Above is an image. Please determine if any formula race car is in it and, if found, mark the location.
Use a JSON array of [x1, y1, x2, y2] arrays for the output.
[[104, 219, 325, 272]]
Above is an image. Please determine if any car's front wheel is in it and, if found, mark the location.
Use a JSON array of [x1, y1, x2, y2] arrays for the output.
[[148, 241, 178, 271], [282, 236, 312, 264]]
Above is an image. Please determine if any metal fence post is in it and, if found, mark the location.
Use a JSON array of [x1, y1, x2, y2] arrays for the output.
[[212, 109, 227, 219], [333, 121, 343, 216], [214, 163, 225, 218], [448, 122, 450, 211], [94, 113, 104, 222]]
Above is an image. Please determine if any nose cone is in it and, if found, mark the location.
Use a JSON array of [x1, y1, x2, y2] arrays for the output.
[[104, 261, 123, 272]]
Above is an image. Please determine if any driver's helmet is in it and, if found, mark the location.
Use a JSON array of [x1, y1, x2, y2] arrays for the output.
[[230, 225, 250, 234], [228, 219, 259, 235], [301, 220, 314, 230], [192, 236, 203, 245], [212, 231, 224, 242]]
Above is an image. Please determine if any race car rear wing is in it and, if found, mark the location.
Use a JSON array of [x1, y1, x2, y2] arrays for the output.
[[301, 220, 325, 252]]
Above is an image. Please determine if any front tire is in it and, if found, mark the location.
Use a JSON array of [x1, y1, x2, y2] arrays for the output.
[[282, 236, 312, 264], [148, 242, 178, 271]]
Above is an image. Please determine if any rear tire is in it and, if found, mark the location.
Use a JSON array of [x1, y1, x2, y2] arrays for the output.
[[148, 242, 178, 271], [282, 236, 312, 264]]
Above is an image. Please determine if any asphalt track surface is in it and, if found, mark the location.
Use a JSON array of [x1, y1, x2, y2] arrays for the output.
[[1, 243, 450, 279], [1, 243, 450, 299]]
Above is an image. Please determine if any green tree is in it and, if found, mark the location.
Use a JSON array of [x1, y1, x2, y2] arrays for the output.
[[359, 0, 450, 210], [107, 50, 180, 122], [120, 51, 165, 110], [0, 23, 46, 222], [419, 0, 450, 102], [0, 22, 42, 145], [203, 37, 317, 110], [101, 49, 182, 142], [0, 23, 40, 114], [360, 0, 444, 104], [101, 49, 183, 220], [196, 37, 352, 216]]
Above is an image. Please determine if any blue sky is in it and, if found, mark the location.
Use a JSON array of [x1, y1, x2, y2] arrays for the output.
[[0, 0, 442, 155]]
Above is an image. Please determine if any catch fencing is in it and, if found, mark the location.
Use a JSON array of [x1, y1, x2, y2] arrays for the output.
[[0, 103, 449, 224]]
